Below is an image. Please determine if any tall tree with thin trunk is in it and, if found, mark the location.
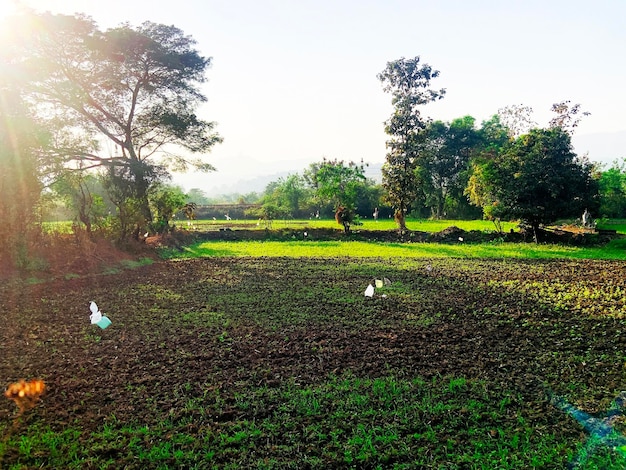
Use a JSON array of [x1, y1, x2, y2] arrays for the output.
[[377, 56, 445, 229]]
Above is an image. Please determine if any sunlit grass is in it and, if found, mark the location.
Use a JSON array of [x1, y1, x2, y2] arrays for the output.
[[181, 217, 517, 233], [162, 239, 626, 261]]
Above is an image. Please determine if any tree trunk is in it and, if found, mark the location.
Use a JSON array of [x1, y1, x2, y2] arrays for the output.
[[394, 209, 407, 231]]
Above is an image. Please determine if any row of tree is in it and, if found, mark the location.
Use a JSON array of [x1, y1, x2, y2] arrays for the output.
[[377, 57, 601, 236]]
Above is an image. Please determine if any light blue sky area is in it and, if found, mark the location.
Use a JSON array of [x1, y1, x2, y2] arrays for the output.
[[6, 0, 626, 192]]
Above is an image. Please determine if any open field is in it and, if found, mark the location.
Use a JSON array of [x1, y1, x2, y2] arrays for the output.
[[2, 247, 626, 468], [179, 218, 519, 233], [162, 238, 626, 261]]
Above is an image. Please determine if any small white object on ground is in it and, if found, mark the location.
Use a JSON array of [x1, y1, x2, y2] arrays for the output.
[[364, 284, 375, 297], [89, 301, 112, 329]]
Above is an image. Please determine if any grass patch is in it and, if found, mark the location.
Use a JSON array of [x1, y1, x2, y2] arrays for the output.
[[161, 239, 626, 261], [180, 218, 517, 233], [1, 375, 592, 469]]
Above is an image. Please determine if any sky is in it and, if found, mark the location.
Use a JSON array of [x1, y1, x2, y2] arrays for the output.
[[2, 0, 625, 194]]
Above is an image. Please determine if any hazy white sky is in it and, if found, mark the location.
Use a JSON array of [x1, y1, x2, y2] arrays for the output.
[[3, 0, 626, 193]]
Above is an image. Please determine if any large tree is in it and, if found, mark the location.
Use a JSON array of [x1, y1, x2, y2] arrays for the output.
[[416, 116, 483, 218], [306, 158, 366, 232], [0, 11, 222, 237], [466, 127, 599, 239], [378, 56, 445, 229]]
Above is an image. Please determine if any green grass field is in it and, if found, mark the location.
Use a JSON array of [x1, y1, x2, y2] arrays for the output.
[[180, 217, 517, 233], [161, 237, 626, 261]]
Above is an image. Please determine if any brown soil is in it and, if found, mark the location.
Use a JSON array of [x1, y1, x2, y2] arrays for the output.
[[1, 227, 623, 467]]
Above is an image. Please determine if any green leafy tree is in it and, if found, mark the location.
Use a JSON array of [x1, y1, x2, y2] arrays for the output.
[[598, 161, 626, 218], [186, 188, 211, 205], [466, 127, 599, 240], [0, 11, 222, 238], [354, 180, 384, 221], [378, 56, 445, 229], [103, 161, 168, 240], [416, 116, 482, 218], [151, 184, 187, 233], [259, 174, 311, 219], [307, 158, 366, 232]]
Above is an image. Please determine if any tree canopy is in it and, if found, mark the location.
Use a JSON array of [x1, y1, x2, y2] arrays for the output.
[[378, 56, 445, 229], [466, 127, 599, 236], [0, 11, 222, 236]]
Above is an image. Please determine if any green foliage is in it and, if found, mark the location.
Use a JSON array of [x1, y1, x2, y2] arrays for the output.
[[598, 160, 626, 218], [415, 116, 484, 219], [260, 174, 311, 219], [103, 161, 167, 239], [378, 56, 446, 229], [309, 158, 366, 211], [151, 184, 188, 233], [51, 172, 110, 236], [467, 128, 599, 232], [0, 11, 222, 239], [185, 188, 212, 205]]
